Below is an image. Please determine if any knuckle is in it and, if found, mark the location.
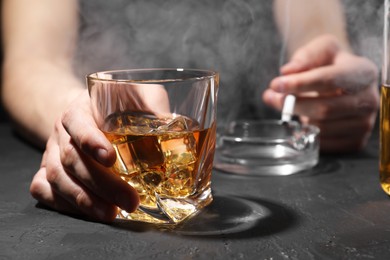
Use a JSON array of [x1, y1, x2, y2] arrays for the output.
[[316, 103, 333, 119], [46, 163, 63, 187], [294, 47, 310, 62], [358, 101, 378, 115], [359, 57, 379, 81], [30, 176, 46, 200], [357, 90, 380, 114], [323, 34, 339, 49], [61, 108, 73, 127], [360, 117, 375, 134], [75, 189, 92, 209], [367, 63, 379, 81], [60, 142, 77, 172], [316, 34, 340, 53], [78, 131, 92, 151], [53, 118, 63, 134]]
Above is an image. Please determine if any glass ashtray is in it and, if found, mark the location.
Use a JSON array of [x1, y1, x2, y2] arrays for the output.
[[214, 120, 320, 176]]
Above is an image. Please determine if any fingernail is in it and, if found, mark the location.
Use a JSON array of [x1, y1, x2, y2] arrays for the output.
[[94, 148, 109, 165], [116, 190, 139, 213]]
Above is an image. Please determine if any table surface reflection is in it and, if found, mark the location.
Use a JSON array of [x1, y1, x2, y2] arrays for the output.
[[1, 122, 389, 260]]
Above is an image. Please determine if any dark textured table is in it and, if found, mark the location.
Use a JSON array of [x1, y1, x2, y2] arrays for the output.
[[1, 121, 390, 260]]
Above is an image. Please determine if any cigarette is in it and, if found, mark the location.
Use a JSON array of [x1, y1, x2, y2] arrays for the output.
[[281, 94, 296, 122]]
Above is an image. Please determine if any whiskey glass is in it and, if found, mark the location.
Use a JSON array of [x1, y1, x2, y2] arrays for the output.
[[380, 0, 390, 195], [87, 68, 219, 224]]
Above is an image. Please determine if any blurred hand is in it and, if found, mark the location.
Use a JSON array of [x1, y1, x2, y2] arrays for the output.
[[91, 83, 171, 128], [263, 35, 379, 153], [29, 90, 139, 222]]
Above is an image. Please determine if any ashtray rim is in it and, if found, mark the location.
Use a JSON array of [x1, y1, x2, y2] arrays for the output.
[[221, 119, 320, 142], [214, 119, 320, 176]]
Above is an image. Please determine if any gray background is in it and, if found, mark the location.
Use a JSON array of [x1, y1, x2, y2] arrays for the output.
[[73, 0, 384, 131]]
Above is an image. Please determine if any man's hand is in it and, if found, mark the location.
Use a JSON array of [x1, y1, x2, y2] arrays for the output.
[[30, 90, 140, 222], [263, 35, 379, 153]]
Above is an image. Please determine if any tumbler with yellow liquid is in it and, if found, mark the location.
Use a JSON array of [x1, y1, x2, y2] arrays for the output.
[[381, 0, 390, 195], [87, 69, 219, 224]]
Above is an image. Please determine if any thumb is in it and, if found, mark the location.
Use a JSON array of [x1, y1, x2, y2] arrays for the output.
[[61, 91, 117, 167]]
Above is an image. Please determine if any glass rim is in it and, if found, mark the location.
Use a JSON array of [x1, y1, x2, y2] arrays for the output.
[[86, 68, 218, 83]]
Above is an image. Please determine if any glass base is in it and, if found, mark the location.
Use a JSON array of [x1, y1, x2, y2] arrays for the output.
[[116, 187, 213, 224]]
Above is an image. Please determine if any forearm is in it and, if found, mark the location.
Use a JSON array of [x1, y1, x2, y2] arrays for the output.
[[273, 0, 350, 56], [1, 0, 81, 147], [2, 60, 84, 147]]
